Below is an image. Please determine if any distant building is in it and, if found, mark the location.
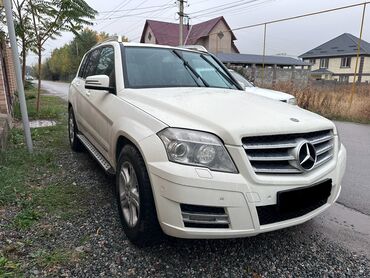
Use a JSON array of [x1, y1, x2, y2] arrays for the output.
[[140, 16, 239, 53], [215, 53, 310, 86], [300, 33, 370, 83], [215, 53, 310, 68]]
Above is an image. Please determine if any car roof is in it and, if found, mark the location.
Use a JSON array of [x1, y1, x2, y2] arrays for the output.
[[92, 41, 206, 54]]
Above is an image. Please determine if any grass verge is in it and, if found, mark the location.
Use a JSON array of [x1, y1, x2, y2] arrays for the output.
[[0, 89, 88, 275], [266, 82, 370, 124]]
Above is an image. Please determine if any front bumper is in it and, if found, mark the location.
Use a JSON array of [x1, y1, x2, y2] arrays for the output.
[[141, 135, 347, 239]]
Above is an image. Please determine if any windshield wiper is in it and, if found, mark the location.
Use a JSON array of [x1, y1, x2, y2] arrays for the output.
[[200, 54, 238, 89], [172, 50, 209, 87]]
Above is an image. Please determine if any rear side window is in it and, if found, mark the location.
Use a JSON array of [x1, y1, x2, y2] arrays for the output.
[[83, 48, 101, 78]]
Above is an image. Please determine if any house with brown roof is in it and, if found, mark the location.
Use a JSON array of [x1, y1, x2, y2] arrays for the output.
[[140, 16, 239, 53]]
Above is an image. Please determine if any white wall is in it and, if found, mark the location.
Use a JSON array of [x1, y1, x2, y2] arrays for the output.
[[206, 20, 236, 53], [306, 56, 370, 82], [143, 26, 156, 44]]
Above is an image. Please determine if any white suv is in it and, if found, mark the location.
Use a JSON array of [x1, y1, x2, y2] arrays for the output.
[[228, 69, 297, 105], [68, 39, 346, 245]]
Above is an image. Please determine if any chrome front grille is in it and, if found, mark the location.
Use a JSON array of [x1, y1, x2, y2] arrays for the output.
[[242, 129, 334, 174]]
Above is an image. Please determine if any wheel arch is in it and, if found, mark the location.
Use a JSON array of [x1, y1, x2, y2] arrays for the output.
[[114, 132, 148, 171], [110, 117, 166, 170]]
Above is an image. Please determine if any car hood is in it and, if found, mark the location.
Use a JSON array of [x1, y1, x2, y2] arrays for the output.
[[119, 87, 335, 145], [245, 87, 294, 101]]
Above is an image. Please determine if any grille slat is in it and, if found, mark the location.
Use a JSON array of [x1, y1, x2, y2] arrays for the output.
[[243, 141, 296, 150], [310, 134, 334, 145], [243, 129, 334, 174], [248, 153, 295, 161], [316, 142, 334, 155]]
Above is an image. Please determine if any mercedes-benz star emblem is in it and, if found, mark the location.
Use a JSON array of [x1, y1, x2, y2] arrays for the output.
[[297, 141, 317, 171]]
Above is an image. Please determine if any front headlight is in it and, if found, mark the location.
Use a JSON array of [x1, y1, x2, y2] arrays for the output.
[[287, 97, 297, 105], [158, 128, 237, 173]]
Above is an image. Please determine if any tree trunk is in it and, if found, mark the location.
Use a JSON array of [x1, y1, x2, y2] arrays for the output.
[[36, 45, 42, 113]]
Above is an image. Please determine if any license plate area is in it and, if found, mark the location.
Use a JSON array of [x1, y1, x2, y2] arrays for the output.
[[277, 179, 332, 214]]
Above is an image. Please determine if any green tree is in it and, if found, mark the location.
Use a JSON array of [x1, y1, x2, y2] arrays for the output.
[[0, 1, 34, 84], [13, 0, 35, 84], [29, 0, 97, 113], [40, 29, 120, 82]]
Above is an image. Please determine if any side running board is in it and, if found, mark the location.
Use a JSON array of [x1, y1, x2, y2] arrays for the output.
[[77, 134, 115, 174]]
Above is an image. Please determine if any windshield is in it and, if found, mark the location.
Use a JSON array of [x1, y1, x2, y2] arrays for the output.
[[124, 46, 238, 89], [229, 71, 254, 87]]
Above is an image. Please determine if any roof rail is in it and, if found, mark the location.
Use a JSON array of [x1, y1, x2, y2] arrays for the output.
[[94, 35, 123, 47], [179, 45, 208, 52]]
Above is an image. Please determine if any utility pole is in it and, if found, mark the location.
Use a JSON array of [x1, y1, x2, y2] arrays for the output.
[[350, 2, 367, 106], [178, 0, 185, 46], [3, 0, 33, 152]]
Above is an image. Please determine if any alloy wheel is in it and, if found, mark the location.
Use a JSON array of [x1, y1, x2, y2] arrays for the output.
[[119, 161, 140, 227]]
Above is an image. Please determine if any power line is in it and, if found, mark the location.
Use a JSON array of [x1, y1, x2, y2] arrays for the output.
[[111, 0, 176, 40], [185, 1, 370, 41], [99, 0, 132, 21], [232, 1, 370, 32], [93, 7, 174, 21], [190, 0, 274, 20], [96, 0, 141, 30], [123, 7, 175, 37], [98, 3, 174, 14], [190, 0, 253, 15], [190, 0, 269, 18]]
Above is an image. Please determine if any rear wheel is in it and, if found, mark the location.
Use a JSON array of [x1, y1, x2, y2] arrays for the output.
[[116, 144, 162, 246], [68, 107, 83, 152]]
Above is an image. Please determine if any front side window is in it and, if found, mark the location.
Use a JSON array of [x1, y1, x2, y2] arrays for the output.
[[320, 58, 329, 68], [96, 46, 115, 87], [83, 48, 101, 79], [123, 47, 238, 89]]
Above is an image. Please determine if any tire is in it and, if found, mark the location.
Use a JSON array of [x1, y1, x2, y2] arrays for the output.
[[116, 144, 162, 246], [68, 107, 83, 152]]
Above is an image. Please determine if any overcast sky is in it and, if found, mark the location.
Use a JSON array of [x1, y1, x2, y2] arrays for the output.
[[28, 0, 370, 64]]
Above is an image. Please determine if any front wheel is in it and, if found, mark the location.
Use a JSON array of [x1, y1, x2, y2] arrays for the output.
[[116, 144, 162, 246], [68, 107, 83, 152]]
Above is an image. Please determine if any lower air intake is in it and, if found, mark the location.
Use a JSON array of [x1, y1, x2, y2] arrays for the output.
[[180, 204, 230, 229]]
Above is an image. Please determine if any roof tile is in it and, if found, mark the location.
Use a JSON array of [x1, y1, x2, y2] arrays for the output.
[[300, 33, 370, 58]]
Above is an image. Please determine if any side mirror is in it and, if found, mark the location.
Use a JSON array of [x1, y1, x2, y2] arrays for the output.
[[85, 75, 114, 92], [238, 81, 246, 90]]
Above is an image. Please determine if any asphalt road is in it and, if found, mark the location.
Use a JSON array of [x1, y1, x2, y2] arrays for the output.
[[335, 121, 370, 216], [39, 80, 70, 101], [39, 80, 370, 259]]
